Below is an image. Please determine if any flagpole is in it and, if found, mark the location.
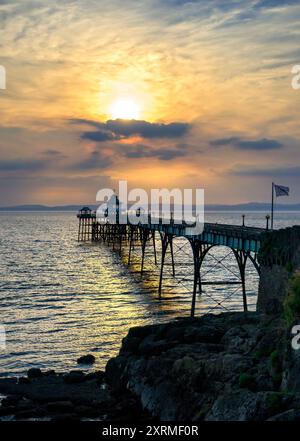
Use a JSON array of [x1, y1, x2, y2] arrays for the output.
[[271, 182, 274, 230]]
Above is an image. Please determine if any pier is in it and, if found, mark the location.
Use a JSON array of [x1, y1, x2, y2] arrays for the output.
[[77, 206, 268, 316]]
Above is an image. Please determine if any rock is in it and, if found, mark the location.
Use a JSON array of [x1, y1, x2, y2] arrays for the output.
[[47, 401, 74, 413], [267, 409, 300, 421], [84, 371, 105, 383], [127, 324, 156, 339], [27, 368, 43, 379], [74, 405, 100, 418], [77, 354, 95, 365], [63, 371, 85, 384], [0, 406, 15, 417], [15, 398, 35, 411], [183, 325, 225, 344], [18, 377, 31, 385], [15, 407, 46, 419], [256, 391, 287, 420], [205, 390, 261, 421], [106, 356, 129, 392], [51, 413, 77, 422], [282, 342, 300, 393], [120, 336, 141, 354], [104, 311, 298, 421], [1, 395, 20, 407], [138, 339, 174, 356], [253, 373, 274, 392], [221, 325, 259, 353], [44, 370, 56, 376]]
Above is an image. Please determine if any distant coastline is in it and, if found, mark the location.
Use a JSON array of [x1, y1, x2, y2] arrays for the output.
[[0, 203, 300, 212]]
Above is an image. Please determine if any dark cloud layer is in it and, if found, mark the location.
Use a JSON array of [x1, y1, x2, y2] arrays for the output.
[[0, 159, 48, 172], [70, 150, 112, 171], [81, 131, 119, 142], [255, 0, 300, 8], [232, 165, 300, 177], [106, 119, 190, 138], [71, 118, 190, 142], [211, 137, 283, 151], [124, 144, 186, 160]]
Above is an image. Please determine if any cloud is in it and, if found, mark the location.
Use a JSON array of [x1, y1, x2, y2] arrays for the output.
[[43, 149, 63, 155], [71, 118, 190, 142], [81, 130, 119, 142], [70, 150, 112, 171], [0, 159, 48, 172], [107, 119, 190, 138], [254, 0, 300, 9], [210, 137, 283, 151], [231, 165, 300, 176], [43, 149, 67, 158], [124, 144, 186, 160]]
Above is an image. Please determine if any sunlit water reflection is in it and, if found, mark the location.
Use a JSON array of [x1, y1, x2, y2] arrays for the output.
[[0, 211, 299, 376]]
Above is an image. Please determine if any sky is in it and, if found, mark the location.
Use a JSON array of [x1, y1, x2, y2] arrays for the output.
[[0, 0, 299, 206]]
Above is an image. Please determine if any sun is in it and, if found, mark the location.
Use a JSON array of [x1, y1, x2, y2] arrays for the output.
[[110, 98, 140, 120]]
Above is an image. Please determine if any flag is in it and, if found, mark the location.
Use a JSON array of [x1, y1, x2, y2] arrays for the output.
[[274, 184, 290, 197]]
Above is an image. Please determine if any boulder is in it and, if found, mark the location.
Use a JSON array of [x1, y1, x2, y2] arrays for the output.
[[47, 401, 74, 413], [77, 354, 95, 365], [205, 390, 260, 421], [27, 368, 43, 379], [63, 371, 85, 384]]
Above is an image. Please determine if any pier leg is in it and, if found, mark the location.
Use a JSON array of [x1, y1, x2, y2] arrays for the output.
[[241, 268, 247, 312], [152, 231, 157, 265], [191, 241, 200, 317], [169, 236, 175, 277], [198, 266, 203, 296], [140, 229, 149, 275], [234, 250, 248, 312], [78, 219, 81, 242], [128, 228, 134, 265], [198, 244, 208, 296], [158, 234, 168, 298]]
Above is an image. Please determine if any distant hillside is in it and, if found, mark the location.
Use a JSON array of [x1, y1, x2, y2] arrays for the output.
[[1, 203, 300, 212], [0, 204, 92, 212], [206, 202, 300, 211]]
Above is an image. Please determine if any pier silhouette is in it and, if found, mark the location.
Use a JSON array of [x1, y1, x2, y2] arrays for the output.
[[77, 206, 268, 316]]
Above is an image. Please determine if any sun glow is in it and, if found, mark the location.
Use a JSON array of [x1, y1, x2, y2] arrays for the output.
[[110, 98, 140, 120]]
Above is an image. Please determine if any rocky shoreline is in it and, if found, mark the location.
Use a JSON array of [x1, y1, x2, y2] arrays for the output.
[[1, 310, 300, 421], [0, 368, 154, 421]]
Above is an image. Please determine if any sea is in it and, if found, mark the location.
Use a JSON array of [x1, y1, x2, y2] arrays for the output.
[[0, 211, 299, 377]]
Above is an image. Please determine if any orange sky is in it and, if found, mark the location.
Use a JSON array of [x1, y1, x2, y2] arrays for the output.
[[0, 0, 300, 205]]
